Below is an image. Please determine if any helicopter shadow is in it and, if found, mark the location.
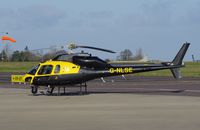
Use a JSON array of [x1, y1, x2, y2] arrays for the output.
[[30, 89, 185, 97]]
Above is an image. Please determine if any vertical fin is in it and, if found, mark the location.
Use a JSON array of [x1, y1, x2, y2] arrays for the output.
[[172, 42, 190, 66], [170, 42, 190, 79]]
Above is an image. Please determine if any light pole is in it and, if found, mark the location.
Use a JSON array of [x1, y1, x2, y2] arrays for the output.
[[1, 32, 9, 62]]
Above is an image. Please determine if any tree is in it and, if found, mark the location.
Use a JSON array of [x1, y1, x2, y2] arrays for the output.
[[10, 45, 66, 62], [11, 51, 21, 61], [117, 48, 144, 61], [132, 48, 143, 61], [117, 49, 133, 61], [24, 46, 29, 51], [0, 50, 8, 62], [23, 46, 31, 61], [11, 50, 41, 62], [43, 50, 66, 61]]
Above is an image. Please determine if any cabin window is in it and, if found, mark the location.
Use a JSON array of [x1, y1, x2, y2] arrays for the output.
[[38, 65, 53, 75], [54, 65, 60, 73], [28, 64, 40, 75]]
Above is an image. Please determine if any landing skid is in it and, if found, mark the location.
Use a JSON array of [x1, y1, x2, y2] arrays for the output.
[[31, 83, 88, 96], [56, 83, 88, 95]]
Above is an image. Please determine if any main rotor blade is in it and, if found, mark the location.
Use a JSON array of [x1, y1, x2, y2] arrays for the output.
[[77, 45, 116, 53]]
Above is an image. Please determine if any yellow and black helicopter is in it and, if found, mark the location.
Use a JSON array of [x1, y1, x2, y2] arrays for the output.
[[23, 42, 190, 95]]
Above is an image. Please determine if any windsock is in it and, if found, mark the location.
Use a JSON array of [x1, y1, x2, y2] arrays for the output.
[[1, 36, 16, 43]]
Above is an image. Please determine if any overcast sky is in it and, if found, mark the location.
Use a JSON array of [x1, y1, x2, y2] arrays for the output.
[[0, 0, 199, 60]]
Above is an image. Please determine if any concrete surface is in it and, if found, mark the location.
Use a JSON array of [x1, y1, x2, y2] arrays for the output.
[[1, 88, 200, 130]]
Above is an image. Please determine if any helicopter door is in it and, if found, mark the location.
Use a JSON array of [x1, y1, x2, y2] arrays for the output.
[[34, 65, 54, 85], [37, 65, 53, 75]]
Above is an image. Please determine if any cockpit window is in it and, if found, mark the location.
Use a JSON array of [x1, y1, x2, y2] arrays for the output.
[[54, 65, 60, 73], [38, 65, 53, 75], [28, 64, 40, 75]]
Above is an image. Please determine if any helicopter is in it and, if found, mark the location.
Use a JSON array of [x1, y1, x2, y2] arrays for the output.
[[23, 42, 190, 95]]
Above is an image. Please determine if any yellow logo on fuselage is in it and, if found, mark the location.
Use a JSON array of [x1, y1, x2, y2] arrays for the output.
[[109, 67, 133, 74]]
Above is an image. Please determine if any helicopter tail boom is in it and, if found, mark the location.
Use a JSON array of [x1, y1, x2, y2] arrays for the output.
[[107, 43, 190, 79]]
